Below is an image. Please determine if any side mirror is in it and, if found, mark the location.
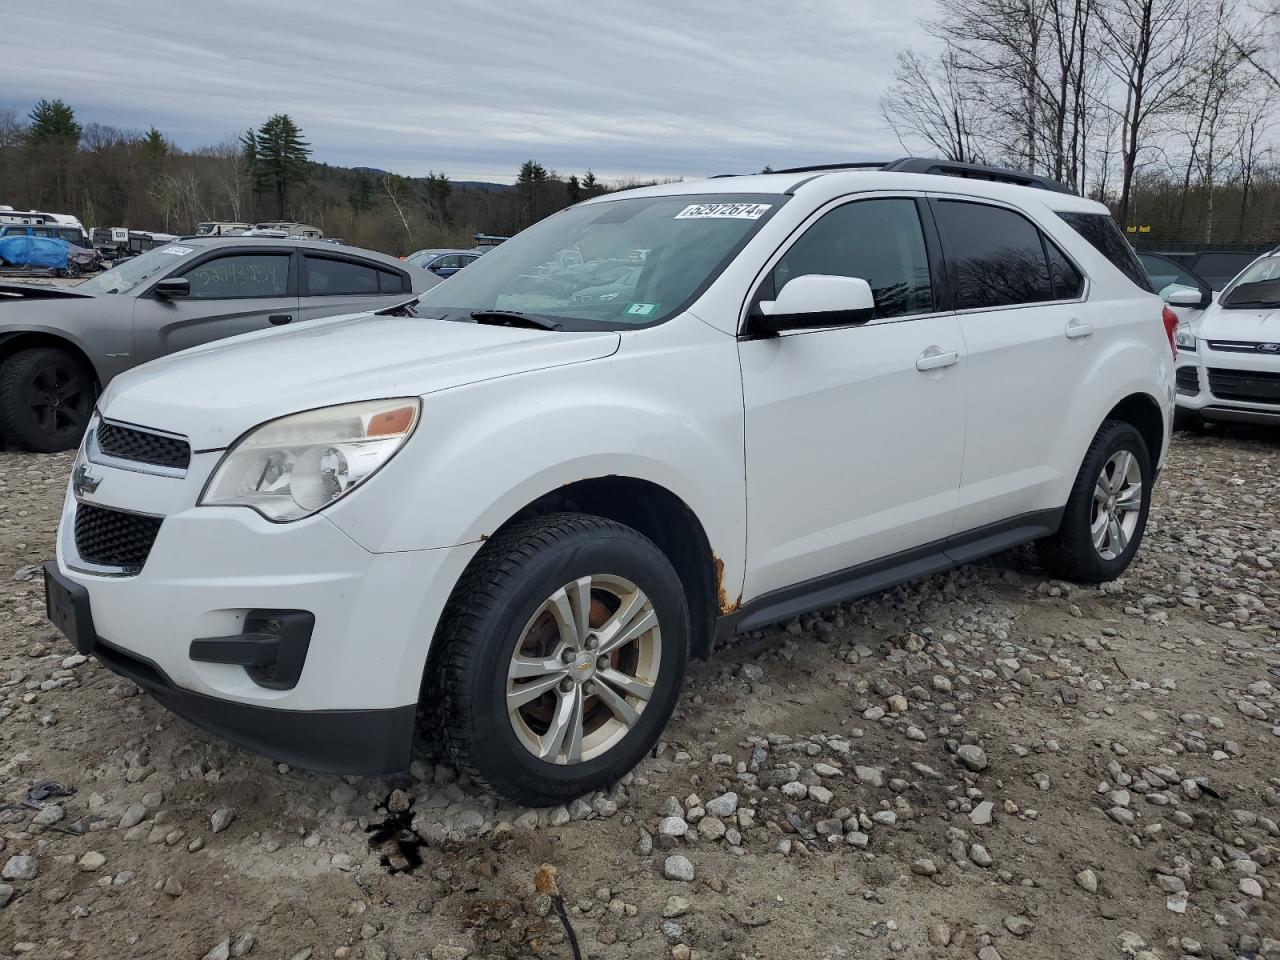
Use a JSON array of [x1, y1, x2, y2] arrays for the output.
[[1164, 286, 1210, 309], [753, 275, 875, 335], [154, 277, 190, 299]]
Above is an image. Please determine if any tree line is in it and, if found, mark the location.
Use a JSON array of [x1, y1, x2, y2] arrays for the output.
[[880, 0, 1280, 244], [0, 101, 646, 256]]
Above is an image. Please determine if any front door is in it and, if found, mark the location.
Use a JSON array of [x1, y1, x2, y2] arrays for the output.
[[132, 249, 298, 363], [738, 195, 966, 601]]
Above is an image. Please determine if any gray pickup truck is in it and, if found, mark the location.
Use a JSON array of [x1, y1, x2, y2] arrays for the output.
[[0, 237, 436, 450]]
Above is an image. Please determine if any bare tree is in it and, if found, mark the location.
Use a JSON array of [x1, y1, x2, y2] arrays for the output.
[[1096, 0, 1197, 223], [880, 47, 985, 161]]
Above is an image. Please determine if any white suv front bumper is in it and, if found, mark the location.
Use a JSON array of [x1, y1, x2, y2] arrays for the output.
[[48, 421, 477, 773], [1174, 343, 1280, 425]]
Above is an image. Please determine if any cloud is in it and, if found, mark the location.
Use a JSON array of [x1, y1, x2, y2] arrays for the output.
[[2, 0, 939, 183]]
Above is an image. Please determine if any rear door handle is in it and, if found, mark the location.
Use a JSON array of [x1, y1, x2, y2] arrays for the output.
[[269, 314, 292, 326], [1065, 318, 1094, 339], [915, 347, 960, 372]]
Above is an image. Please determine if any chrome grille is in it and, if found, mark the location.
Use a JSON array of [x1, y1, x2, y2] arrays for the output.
[[96, 421, 191, 470]]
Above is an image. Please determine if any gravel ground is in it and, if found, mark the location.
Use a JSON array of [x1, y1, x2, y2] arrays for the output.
[[1, 426, 1278, 960]]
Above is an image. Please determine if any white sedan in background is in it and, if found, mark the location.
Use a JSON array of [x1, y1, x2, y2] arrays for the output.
[[1162, 252, 1280, 427]]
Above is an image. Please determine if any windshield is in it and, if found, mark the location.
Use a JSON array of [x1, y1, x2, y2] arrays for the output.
[[412, 193, 784, 329], [76, 245, 193, 295], [1220, 256, 1280, 308], [195, 223, 216, 236]]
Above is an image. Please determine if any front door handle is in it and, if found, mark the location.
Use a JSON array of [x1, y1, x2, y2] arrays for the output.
[[269, 314, 292, 326], [915, 347, 960, 372], [1065, 318, 1094, 339]]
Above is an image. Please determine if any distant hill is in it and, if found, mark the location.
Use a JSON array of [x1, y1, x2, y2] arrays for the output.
[[348, 167, 507, 192], [454, 181, 509, 192]]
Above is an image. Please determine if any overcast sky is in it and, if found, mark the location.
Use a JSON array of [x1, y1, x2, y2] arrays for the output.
[[4, 0, 938, 184]]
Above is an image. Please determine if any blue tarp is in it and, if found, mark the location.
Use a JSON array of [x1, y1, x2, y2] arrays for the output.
[[0, 235, 69, 269]]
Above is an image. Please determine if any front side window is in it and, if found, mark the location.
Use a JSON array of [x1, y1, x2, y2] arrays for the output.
[[936, 201, 1054, 309], [769, 198, 933, 319], [413, 192, 785, 329], [182, 254, 291, 299]]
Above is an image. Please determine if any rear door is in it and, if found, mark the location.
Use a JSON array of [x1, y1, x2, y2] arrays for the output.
[[738, 194, 967, 599], [296, 252, 414, 322], [131, 248, 298, 363], [930, 197, 1095, 534]]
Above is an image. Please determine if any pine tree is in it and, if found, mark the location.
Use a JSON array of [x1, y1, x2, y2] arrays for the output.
[[26, 99, 80, 144], [423, 170, 452, 222], [566, 174, 582, 203], [244, 114, 312, 218], [582, 169, 599, 197], [141, 126, 169, 159], [517, 159, 549, 223], [348, 174, 374, 213]]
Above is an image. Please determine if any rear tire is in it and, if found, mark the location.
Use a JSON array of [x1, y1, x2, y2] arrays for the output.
[[0, 347, 96, 452], [1036, 419, 1152, 583], [431, 512, 689, 806]]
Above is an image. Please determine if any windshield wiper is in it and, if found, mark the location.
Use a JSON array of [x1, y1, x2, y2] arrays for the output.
[[469, 309, 562, 331]]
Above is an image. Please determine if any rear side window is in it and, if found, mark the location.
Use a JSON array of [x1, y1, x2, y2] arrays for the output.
[[770, 197, 934, 319], [1046, 239, 1084, 299], [935, 201, 1054, 308], [306, 256, 404, 295], [1056, 211, 1153, 292]]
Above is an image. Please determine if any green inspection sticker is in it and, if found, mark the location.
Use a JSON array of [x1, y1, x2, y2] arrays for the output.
[[625, 302, 659, 317]]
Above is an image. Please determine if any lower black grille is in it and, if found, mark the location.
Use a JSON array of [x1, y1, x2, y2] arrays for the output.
[[96, 421, 191, 470], [1175, 366, 1200, 395], [74, 504, 163, 570], [1207, 367, 1280, 405]]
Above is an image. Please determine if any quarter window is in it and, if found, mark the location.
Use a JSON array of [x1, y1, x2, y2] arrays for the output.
[[182, 254, 291, 299], [770, 198, 933, 319], [1056, 211, 1153, 292], [935, 201, 1054, 308]]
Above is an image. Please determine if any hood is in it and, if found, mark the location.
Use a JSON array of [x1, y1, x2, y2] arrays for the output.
[[1195, 304, 1280, 344], [99, 311, 620, 449], [0, 282, 96, 301]]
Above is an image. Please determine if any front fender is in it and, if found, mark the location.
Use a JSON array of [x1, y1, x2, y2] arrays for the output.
[[323, 319, 748, 605], [0, 304, 132, 385]]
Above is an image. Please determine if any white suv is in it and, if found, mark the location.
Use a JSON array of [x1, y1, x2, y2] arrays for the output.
[[44, 159, 1175, 805], [1160, 252, 1280, 427]]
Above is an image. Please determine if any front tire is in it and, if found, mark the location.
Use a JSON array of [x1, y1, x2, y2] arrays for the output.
[[433, 512, 689, 806], [1036, 419, 1153, 583], [0, 347, 96, 452]]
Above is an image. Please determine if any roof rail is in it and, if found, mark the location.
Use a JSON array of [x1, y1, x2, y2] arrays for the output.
[[734, 157, 1075, 195], [767, 161, 890, 175], [880, 158, 1075, 194]]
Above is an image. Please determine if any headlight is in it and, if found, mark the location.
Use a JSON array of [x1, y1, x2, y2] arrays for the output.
[[1175, 325, 1197, 351], [200, 399, 420, 522]]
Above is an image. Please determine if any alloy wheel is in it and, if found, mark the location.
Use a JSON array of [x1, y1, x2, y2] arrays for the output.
[[27, 361, 92, 440], [506, 573, 661, 765], [1091, 449, 1143, 560]]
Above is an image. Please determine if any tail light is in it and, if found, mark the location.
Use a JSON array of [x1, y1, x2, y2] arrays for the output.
[[1162, 306, 1179, 358]]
